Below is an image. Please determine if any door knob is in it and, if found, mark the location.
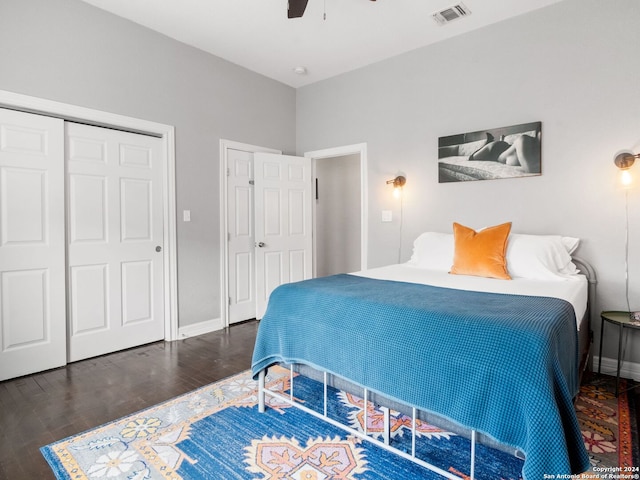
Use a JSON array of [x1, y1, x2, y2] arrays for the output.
[[257, 242, 266, 248], [155, 246, 162, 252]]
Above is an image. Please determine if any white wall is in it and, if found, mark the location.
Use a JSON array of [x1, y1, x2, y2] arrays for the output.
[[296, 0, 640, 362], [0, 0, 296, 328]]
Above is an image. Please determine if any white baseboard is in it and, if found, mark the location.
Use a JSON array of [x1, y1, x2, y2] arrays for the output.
[[593, 355, 640, 382], [178, 317, 224, 339]]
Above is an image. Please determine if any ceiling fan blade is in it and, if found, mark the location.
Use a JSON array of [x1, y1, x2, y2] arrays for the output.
[[288, 0, 309, 18]]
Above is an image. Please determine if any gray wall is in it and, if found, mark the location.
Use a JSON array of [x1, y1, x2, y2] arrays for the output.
[[0, 0, 296, 328], [2, 0, 639, 363], [296, 0, 640, 362]]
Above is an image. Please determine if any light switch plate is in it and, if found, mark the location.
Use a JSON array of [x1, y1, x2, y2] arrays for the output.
[[381, 210, 393, 222], [183, 210, 191, 222]]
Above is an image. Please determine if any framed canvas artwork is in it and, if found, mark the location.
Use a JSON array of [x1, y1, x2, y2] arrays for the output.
[[438, 121, 542, 183]]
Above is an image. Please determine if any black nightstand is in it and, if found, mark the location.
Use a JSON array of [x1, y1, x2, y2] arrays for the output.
[[598, 310, 640, 396]]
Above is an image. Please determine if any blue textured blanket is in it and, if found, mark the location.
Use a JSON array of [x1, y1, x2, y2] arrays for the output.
[[251, 274, 590, 479]]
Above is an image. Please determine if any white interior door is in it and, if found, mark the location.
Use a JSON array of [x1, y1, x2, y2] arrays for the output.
[[254, 153, 312, 318], [227, 148, 256, 323], [0, 108, 67, 381], [66, 123, 164, 362]]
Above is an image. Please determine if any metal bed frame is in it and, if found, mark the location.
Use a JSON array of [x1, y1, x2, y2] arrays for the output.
[[256, 256, 596, 480], [257, 366, 476, 480]]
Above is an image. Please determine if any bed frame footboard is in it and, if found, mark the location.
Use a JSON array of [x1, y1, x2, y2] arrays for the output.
[[257, 364, 476, 480]]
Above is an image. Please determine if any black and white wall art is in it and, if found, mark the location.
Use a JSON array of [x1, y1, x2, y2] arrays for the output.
[[438, 121, 542, 183]]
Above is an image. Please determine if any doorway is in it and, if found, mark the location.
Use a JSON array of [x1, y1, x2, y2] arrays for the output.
[[306, 143, 368, 275], [314, 154, 361, 277], [220, 140, 280, 326], [0, 89, 178, 347], [66, 122, 165, 362], [222, 143, 313, 325], [220, 141, 367, 327], [0, 100, 175, 381]]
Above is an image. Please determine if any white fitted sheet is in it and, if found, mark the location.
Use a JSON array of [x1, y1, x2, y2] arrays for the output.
[[352, 263, 588, 330]]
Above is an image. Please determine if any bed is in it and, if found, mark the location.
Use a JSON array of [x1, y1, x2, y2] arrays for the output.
[[251, 226, 594, 479], [438, 122, 542, 183]]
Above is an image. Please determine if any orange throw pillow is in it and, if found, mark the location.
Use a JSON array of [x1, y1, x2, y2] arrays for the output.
[[450, 222, 512, 280]]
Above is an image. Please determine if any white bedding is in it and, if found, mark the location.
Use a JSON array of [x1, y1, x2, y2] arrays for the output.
[[352, 263, 588, 330]]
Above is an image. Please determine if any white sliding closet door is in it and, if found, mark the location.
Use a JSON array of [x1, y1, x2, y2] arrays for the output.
[[0, 108, 66, 381], [66, 123, 165, 362]]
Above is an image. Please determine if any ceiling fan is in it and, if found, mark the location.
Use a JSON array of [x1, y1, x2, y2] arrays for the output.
[[288, 0, 376, 19]]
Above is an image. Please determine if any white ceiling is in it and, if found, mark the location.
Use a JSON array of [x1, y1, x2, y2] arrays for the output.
[[79, 0, 564, 88]]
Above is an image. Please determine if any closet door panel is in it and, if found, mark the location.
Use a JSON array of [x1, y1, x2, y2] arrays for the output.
[[120, 178, 151, 241], [66, 123, 164, 362], [70, 264, 109, 334], [68, 174, 108, 243], [1, 168, 47, 245], [0, 108, 66, 381], [1, 269, 48, 347]]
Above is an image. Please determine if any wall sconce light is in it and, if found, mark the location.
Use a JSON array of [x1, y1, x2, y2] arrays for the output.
[[387, 175, 406, 198], [614, 150, 639, 188], [614, 150, 639, 319]]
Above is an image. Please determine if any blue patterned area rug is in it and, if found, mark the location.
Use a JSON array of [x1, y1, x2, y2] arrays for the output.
[[577, 374, 640, 470], [41, 366, 525, 479]]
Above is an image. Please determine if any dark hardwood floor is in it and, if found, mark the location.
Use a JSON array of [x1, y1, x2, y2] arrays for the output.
[[2, 321, 638, 479], [0, 320, 259, 480]]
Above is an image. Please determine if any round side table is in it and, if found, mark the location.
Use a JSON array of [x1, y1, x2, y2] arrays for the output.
[[599, 310, 640, 396]]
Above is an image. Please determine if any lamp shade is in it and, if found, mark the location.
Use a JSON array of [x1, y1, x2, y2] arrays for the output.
[[614, 150, 637, 188], [614, 151, 636, 170]]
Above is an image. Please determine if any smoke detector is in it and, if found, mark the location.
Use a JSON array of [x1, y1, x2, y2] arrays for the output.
[[432, 3, 471, 26]]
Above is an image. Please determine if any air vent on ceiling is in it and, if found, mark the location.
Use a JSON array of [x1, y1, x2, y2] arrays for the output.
[[432, 3, 471, 26]]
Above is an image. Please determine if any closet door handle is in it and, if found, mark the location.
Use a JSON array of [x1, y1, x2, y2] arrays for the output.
[[155, 246, 162, 252], [257, 242, 266, 248]]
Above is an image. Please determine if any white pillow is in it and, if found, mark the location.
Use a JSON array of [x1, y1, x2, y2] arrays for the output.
[[561, 236, 580, 255], [507, 234, 580, 280], [407, 232, 454, 271], [408, 231, 580, 279]]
